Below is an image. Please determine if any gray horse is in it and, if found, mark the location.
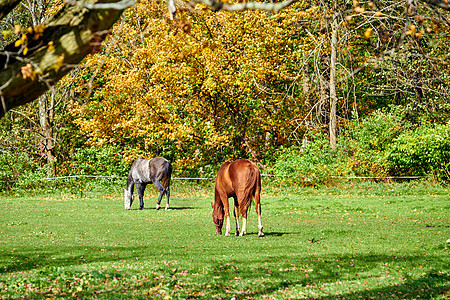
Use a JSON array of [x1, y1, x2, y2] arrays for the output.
[[123, 157, 172, 210]]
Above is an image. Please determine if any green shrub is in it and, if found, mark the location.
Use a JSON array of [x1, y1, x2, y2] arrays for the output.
[[71, 145, 129, 177], [342, 107, 411, 178], [347, 107, 410, 151], [270, 108, 450, 185], [384, 122, 450, 180], [270, 133, 350, 186], [0, 151, 54, 192]]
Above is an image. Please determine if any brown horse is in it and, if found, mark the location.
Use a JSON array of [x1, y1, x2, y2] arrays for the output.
[[212, 159, 264, 237]]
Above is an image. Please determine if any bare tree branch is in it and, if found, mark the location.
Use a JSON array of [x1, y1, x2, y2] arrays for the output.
[[167, 0, 176, 19], [65, 0, 135, 10], [0, 0, 126, 118], [420, 0, 450, 10], [188, 0, 298, 13]]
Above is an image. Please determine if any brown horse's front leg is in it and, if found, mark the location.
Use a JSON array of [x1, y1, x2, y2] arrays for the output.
[[224, 216, 231, 236], [239, 218, 247, 236], [222, 197, 231, 236], [234, 203, 240, 236], [239, 205, 247, 236]]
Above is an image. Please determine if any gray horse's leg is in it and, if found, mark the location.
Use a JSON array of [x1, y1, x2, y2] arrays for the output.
[[165, 186, 170, 210], [154, 180, 166, 210], [124, 183, 135, 210], [136, 183, 146, 210]]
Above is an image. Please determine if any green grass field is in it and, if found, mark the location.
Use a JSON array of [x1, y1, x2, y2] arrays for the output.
[[0, 181, 449, 299]]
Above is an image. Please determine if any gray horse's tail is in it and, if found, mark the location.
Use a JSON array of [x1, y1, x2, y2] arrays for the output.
[[161, 163, 172, 190]]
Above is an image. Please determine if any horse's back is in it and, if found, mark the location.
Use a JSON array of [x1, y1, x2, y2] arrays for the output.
[[229, 159, 260, 194], [216, 159, 260, 196], [130, 157, 172, 184], [150, 157, 172, 186], [229, 159, 258, 178]]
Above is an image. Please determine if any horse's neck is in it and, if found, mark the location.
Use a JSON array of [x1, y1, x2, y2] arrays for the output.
[[126, 175, 135, 191], [213, 196, 224, 216]]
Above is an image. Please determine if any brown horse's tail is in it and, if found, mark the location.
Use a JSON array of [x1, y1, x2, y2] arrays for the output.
[[240, 164, 260, 215]]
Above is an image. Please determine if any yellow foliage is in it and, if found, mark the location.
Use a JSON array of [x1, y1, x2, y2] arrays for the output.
[[364, 28, 373, 39], [354, 6, 365, 14], [33, 25, 46, 40], [2, 30, 11, 39], [21, 64, 36, 80], [47, 41, 55, 52], [406, 24, 416, 35], [66, 1, 325, 170], [14, 24, 21, 34], [374, 11, 383, 17], [15, 34, 27, 47]]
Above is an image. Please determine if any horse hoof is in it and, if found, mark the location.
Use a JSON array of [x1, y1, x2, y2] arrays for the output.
[[165, 206, 169, 211], [156, 204, 161, 210], [258, 232, 264, 237], [225, 232, 230, 237], [139, 207, 144, 210]]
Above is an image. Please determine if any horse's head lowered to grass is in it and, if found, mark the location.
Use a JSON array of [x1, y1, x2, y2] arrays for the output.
[[211, 202, 224, 234]]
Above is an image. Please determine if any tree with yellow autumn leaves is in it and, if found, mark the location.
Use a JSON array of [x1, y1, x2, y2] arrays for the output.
[[0, 0, 449, 118], [63, 0, 449, 175], [66, 1, 322, 173], [0, 0, 449, 180]]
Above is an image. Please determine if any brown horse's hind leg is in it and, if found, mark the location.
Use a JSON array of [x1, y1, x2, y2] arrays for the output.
[[239, 198, 248, 236], [239, 218, 247, 236], [255, 202, 264, 237], [256, 203, 263, 237], [233, 199, 240, 236], [255, 188, 264, 237]]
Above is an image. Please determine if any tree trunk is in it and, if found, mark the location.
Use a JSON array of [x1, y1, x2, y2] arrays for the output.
[[38, 91, 56, 175], [329, 7, 338, 150]]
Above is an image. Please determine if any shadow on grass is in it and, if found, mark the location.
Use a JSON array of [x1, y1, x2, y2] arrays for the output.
[[203, 253, 449, 299], [1, 245, 157, 274], [2, 246, 449, 299], [126, 206, 196, 211], [318, 270, 449, 299], [168, 206, 197, 210], [245, 231, 291, 237]]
